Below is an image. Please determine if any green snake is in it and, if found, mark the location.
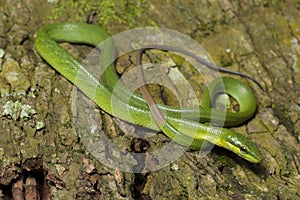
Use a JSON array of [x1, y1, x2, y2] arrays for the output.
[[35, 22, 263, 163]]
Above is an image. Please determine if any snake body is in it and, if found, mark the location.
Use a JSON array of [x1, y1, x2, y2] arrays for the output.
[[35, 22, 262, 163]]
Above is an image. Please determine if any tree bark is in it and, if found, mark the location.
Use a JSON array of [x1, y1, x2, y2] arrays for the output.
[[0, 0, 299, 199]]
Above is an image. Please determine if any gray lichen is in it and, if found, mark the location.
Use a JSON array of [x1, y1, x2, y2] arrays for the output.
[[0, 49, 4, 58], [2, 100, 36, 121]]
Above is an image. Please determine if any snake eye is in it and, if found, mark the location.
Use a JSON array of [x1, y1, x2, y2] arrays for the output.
[[239, 145, 248, 154]]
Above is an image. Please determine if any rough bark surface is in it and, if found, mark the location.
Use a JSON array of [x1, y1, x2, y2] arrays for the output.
[[0, 0, 299, 199]]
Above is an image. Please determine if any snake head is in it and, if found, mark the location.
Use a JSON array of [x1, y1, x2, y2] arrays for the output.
[[219, 130, 263, 163]]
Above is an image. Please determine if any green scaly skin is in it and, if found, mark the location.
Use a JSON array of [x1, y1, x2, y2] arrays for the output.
[[35, 22, 262, 163]]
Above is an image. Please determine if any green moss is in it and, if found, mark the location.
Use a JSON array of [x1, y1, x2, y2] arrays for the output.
[[48, 0, 156, 28]]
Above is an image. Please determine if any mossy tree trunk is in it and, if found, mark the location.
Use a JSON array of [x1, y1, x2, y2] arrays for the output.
[[0, 0, 299, 199]]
